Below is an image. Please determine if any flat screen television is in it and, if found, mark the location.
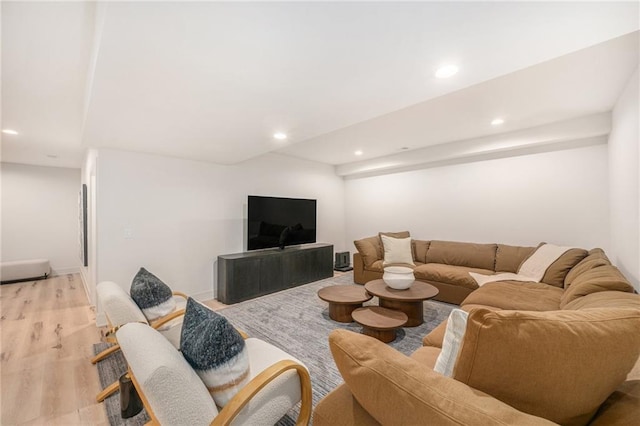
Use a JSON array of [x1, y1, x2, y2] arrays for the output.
[[247, 195, 317, 251]]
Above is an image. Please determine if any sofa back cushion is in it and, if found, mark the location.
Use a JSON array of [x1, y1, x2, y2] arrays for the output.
[[328, 329, 556, 426], [413, 240, 430, 263], [560, 265, 635, 308], [495, 244, 535, 273], [353, 236, 382, 267], [452, 308, 640, 426], [425, 241, 497, 270], [540, 248, 588, 288], [564, 248, 611, 288]]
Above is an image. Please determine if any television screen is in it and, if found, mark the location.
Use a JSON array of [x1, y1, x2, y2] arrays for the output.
[[247, 195, 317, 250]]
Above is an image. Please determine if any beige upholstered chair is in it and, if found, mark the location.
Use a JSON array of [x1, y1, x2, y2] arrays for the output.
[[92, 281, 188, 402], [117, 322, 312, 426]]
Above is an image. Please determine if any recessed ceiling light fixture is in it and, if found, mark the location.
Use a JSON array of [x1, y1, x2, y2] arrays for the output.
[[2, 129, 18, 135], [354, 150, 363, 156], [491, 118, 505, 126], [47, 154, 58, 159], [435, 64, 459, 79], [273, 132, 287, 140]]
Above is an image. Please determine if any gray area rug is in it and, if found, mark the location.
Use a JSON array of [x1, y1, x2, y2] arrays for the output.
[[95, 272, 454, 425]]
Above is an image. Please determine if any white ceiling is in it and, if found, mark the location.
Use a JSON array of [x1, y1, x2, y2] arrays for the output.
[[1, 2, 639, 173]]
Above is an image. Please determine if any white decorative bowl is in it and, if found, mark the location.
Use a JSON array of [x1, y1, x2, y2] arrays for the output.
[[383, 266, 415, 290]]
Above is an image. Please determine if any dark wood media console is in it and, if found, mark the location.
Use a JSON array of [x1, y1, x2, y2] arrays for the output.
[[217, 243, 334, 304]]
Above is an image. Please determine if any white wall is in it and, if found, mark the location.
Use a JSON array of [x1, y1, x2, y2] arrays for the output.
[[1, 163, 81, 275], [94, 149, 345, 318], [345, 144, 609, 251], [609, 67, 639, 289]]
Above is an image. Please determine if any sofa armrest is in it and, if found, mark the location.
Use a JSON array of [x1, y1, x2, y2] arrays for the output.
[[329, 329, 555, 426], [353, 253, 366, 284]]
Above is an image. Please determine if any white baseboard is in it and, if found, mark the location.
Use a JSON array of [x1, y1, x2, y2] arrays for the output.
[[191, 290, 214, 301], [51, 267, 81, 276], [96, 312, 107, 327]]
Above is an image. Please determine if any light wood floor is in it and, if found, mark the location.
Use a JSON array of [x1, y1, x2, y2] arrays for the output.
[[0, 274, 228, 425], [1, 274, 109, 425]]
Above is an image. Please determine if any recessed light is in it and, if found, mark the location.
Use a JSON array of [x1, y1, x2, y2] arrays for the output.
[[2, 129, 18, 135], [273, 132, 287, 140], [354, 150, 363, 156], [491, 118, 505, 126], [435, 64, 459, 79], [400, 147, 409, 150], [47, 154, 58, 159]]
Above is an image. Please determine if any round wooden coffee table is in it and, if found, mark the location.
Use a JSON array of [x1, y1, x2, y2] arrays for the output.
[[364, 279, 439, 327], [352, 306, 408, 343], [317, 285, 373, 323]]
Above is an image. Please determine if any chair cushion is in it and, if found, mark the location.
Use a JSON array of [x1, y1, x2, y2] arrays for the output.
[[452, 308, 640, 426], [232, 338, 307, 425], [414, 264, 492, 289], [117, 322, 218, 426], [495, 244, 536, 273], [425, 241, 497, 270], [560, 265, 635, 308], [381, 235, 415, 266], [354, 236, 382, 267], [461, 281, 563, 311], [180, 298, 250, 407], [97, 281, 148, 327], [130, 268, 176, 321]]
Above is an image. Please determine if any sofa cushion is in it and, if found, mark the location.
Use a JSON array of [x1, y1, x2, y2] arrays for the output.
[[313, 384, 381, 426], [562, 291, 640, 311], [409, 346, 441, 369], [422, 320, 448, 348], [414, 264, 492, 290], [560, 265, 635, 308], [540, 248, 588, 288], [461, 281, 563, 311], [564, 248, 611, 288], [425, 240, 497, 270], [413, 240, 430, 263], [378, 231, 410, 239], [588, 380, 640, 426], [381, 235, 415, 266], [354, 236, 382, 267], [422, 304, 503, 348], [453, 308, 640, 426], [495, 244, 535, 273], [328, 329, 556, 426]]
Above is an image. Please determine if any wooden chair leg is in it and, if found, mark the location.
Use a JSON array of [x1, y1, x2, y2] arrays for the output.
[[96, 380, 120, 403], [91, 344, 120, 364]]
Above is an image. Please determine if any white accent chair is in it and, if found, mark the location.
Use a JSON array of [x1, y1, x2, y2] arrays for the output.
[[117, 322, 312, 426], [92, 281, 188, 402]]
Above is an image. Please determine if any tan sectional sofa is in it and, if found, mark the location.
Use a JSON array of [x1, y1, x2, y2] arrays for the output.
[[354, 233, 588, 304], [314, 235, 640, 425]]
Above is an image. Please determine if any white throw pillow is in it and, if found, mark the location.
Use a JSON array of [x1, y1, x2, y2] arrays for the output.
[[381, 235, 415, 266], [434, 309, 469, 377]]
